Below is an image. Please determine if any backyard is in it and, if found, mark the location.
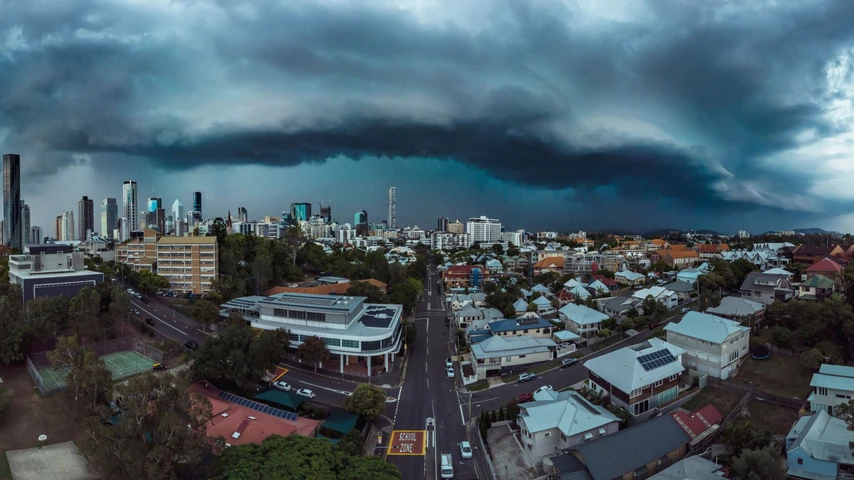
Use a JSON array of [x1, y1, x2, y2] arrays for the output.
[[728, 354, 813, 399], [679, 385, 800, 436], [682, 386, 743, 415]]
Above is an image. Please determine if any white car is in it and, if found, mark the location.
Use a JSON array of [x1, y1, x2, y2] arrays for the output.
[[533, 385, 554, 395], [296, 388, 315, 398], [273, 381, 291, 392], [459, 441, 473, 459], [447, 367, 455, 378]]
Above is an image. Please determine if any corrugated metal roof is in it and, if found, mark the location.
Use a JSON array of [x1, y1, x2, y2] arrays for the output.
[[583, 338, 686, 393], [559, 304, 608, 325], [787, 410, 854, 465], [519, 390, 619, 437], [664, 311, 749, 344], [818, 364, 854, 379], [809, 373, 854, 391], [577, 414, 690, 480], [470, 335, 555, 359], [648, 456, 723, 480], [706, 296, 765, 317]]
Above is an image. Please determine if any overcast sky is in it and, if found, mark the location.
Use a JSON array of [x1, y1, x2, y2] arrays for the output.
[[3, 0, 854, 235]]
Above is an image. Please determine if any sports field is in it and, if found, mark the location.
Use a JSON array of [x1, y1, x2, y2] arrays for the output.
[[36, 350, 155, 391]]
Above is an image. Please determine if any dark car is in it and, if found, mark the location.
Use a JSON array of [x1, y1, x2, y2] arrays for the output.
[[140, 296, 149, 303], [130, 308, 140, 316], [517, 392, 534, 403], [183, 340, 199, 350], [145, 318, 156, 326]]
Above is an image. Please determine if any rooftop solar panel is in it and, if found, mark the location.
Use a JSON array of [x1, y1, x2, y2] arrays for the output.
[[637, 349, 677, 371], [218, 391, 299, 422]]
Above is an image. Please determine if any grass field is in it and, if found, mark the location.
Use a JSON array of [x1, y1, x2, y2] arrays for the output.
[[729, 355, 812, 399], [682, 386, 743, 414]]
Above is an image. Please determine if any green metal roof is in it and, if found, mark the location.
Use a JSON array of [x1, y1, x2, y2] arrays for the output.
[[254, 389, 305, 410], [322, 408, 359, 434]]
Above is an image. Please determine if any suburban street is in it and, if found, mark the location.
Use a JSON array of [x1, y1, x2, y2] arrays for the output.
[[123, 284, 209, 347]]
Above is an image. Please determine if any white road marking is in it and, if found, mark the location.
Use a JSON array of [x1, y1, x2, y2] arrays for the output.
[[458, 403, 465, 426], [426, 379, 430, 390], [134, 303, 188, 336], [300, 381, 354, 396]]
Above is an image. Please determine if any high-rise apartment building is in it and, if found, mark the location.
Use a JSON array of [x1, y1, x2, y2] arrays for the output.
[[117, 229, 218, 294], [320, 198, 332, 224], [56, 211, 75, 241], [447, 219, 464, 234], [78, 196, 94, 240], [123, 181, 138, 232], [3, 153, 22, 249], [354, 210, 369, 237], [290, 203, 311, 224], [388, 186, 396, 229], [30, 226, 41, 244], [101, 198, 118, 239], [466, 216, 502, 245], [193, 191, 202, 218], [437, 216, 449, 232], [21, 201, 30, 245], [238, 207, 248, 223]]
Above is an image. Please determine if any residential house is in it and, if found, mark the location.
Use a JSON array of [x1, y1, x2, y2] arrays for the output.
[[587, 280, 611, 295], [792, 244, 847, 265], [572, 413, 691, 480], [600, 295, 640, 318], [585, 338, 686, 416], [513, 298, 529, 316], [534, 256, 566, 275], [563, 278, 584, 289], [669, 405, 723, 448], [564, 253, 626, 276], [675, 269, 703, 285], [518, 389, 621, 463], [442, 265, 489, 289], [485, 258, 503, 274], [590, 275, 619, 291], [449, 294, 474, 311], [469, 335, 556, 380], [470, 292, 488, 306], [614, 270, 646, 286], [664, 312, 750, 379], [663, 281, 694, 304], [532, 296, 556, 316], [696, 243, 730, 261], [455, 303, 485, 329], [532, 283, 553, 297], [705, 296, 765, 326], [738, 271, 795, 305], [482, 307, 504, 321], [809, 364, 854, 415], [647, 456, 725, 480], [786, 410, 854, 480], [560, 303, 611, 338], [650, 249, 699, 270], [721, 249, 784, 270], [632, 286, 679, 310], [566, 284, 591, 300], [487, 313, 554, 338], [799, 274, 836, 302], [805, 257, 846, 289], [556, 288, 576, 306]]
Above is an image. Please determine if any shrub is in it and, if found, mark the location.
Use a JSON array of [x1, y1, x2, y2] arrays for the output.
[[770, 326, 793, 350], [800, 348, 824, 370]]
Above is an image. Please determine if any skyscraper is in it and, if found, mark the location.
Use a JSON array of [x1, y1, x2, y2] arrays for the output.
[[320, 198, 332, 223], [290, 203, 311, 223], [3, 154, 21, 249], [123, 181, 138, 232], [437, 216, 449, 232], [387, 186, 396, 229], [238, 207, 248, 223], [58, 211, 75, 241], [30, 225, 41, 244], [155, 207, 166, 233], [78, 196, 94, 240], [147, 197, 162, 213], [21, 201, 30, 245], [354, 210, 368, 237], [101, 198, 118, 239], [193, 191, 202, 218], [172, 199, 185, 234]]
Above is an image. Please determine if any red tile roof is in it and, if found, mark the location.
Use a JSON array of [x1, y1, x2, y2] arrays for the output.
[[263, 278, 387, 296], [671, 405, 723, 439], [806, 257, 846, 273], [591, 275, 618, 287], [697, 244, 730, 253]]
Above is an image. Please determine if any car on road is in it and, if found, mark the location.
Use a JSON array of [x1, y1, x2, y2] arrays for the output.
[[273, 381, 292, 391], [533, 385, 554, 395], [130, 308, 140, 316], [679, 307, 690, 314], [152, 363, 168, 371], [145, 318, 156, 326], [183, 340, 199, 350], [288, 283, 298, 288], [518, 373, 535, 383], [296, 388, 315, 398], [445, 357, 453, 368], [140, 295, 149, 303], [561, 358, 578, 368], [516, 392, 534, 403], [447, 366, 455, 378], [459, 441, 473, 459]]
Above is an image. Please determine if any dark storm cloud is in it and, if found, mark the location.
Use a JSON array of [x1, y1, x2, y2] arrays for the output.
[[1, 0, 853, 215]]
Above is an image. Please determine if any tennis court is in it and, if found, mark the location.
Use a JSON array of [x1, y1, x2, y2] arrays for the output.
[[35, 351, 155, 391]]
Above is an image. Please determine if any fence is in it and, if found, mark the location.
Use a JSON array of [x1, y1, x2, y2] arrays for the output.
[[26, 355, 52, 395], [707, 377, 805, 409], [133, 339, 164, 363], [689, 386, 755, 456], [469, 418, 497, 480]]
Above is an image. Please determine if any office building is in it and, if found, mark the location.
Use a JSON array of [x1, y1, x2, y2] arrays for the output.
[[3, 153, 21, 249], [123, 181, 139, 232], [220, 292, 403, 376], [9, 244, 104, 302], [77, 196, 94, 240], [147, 197, 162, 213], [117, 229, 218, 294], [466, 216, 502, 245], [448, 219, 464, 234], [55, 211, 75, 241], [354, 210, 368, 237], [320, 199, 332, 223], [437, 216, 449, 232], [290, 203, 311, 224], [30, 226, 42, 245], [116, 218, 129, 242], [388, 186, 396, 229], [155, 207, 166, 233], [101, 198, 118, 239], [238, 206, 248, 223], [21, 201, 30, 246], [171, 199, 185, 234], [192, 191, 202, 218]]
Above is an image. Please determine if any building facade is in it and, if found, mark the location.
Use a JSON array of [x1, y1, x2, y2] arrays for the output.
[[664, 312, 750, 379], [155, 236, 218, 294], [30, 226, 42, 244], [3, 153, 21, 249], [466, 216, 502, 245], [809, 364, 854, 415], [431, 232, 469, 251], [21, 202, 30, 246], [123, 180, 139, 233], [77, 196, 94, 241], [8, 244, 104, 302], [101, 198, 118, 239]]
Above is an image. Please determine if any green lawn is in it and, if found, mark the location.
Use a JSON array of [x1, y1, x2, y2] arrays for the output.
[[468, 381, 490, 392], [682, 386, 743, 414], [746, 401, 801, 435], [730, 355, 813, 399], [529, 359, 562, 374]]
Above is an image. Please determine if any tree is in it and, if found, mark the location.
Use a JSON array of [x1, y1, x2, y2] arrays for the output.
[[0, 387, 9, 417], [48, 336, 113, 410], [208, 217, 228, 247], [109, 286, 131, 321], [526, 301, 538, 312], [25, 295, 70, 334], [800, 348, 824, 370], [401, 319, 417, 346], [0, 293, 28, 365], [343, 383, 387, 421], [83, 373, 212, 480], [227, 311, 246, 325], [251, 242, 274, 293], [338, 429, 366, 457], [69, 287, 102, 340], [770, 326, 794, 350], [297, 336, 331, 372], [730, 445, 786, 480], [192, 324, 288, 387], [283, 226, 304, 265], [137, 269, 170, 293], [345, 281, 390, 304], [211, 434, 402, 480], [723, 421, 772, 457], [193, 299, 221, 332]]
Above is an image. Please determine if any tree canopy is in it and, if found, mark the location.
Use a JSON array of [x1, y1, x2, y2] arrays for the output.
[[192, 324, 289, 387], [343, 383, 387, 421], [730, 445, 786, 480], [297, 336, 331, 372]]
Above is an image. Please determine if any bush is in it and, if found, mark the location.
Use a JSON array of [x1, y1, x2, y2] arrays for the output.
[[602, 318, 617, 330], [621, 318, 635, 330], [770, 326, 793, 350], [597, 328, 611, 337], [800, 348, 824, 370]]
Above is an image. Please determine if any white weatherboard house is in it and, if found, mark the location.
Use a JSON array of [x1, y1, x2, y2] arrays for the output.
[[809, 364, 854, 416], [469, 335, 556, 380], [518, 389, 621, 463], [632, 286, 679, 310], [664, 312, 750, 379], [585, 338, 686, 416], [559, 303, 610, 338]]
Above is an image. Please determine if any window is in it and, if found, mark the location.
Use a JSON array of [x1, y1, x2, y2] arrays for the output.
[[560, 432, 567, 441], [506, 357, 512, 362], [797, 458, 803, 465], [306, 311, 326, 322], [630, 388, 643, 398], [817, 387, 828, 396], [669, 374, 677, 381], [341, 339, 359, 349], [654, 379, 663, 387], [836, 394, 851, 399], [543, 432, 551, 438]]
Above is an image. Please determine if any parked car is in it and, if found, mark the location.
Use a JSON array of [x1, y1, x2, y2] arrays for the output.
[[561, 358, 578, 368], [140, 296, 149, 303], [679, 307, 690, 314], [516, 392, 534, 403], [130, 308, 140, 316], [459, 441, 473, 459], [447, 367, 455, 378], [152, 363, 168, 371], [533, 385, 554, 395], [296, 388, 315, 399], [183, 340, 199, 350], [445, 357, 453, 368], [518, 373, 535, 383], [145, 318, 156, 326], [273, 381, 292, 392]]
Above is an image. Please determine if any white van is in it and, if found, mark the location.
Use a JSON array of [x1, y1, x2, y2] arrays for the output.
[[440, 453, 454, 479]]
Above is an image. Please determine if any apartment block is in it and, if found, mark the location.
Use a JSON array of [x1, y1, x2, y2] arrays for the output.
[[116, 229, 218, 294]]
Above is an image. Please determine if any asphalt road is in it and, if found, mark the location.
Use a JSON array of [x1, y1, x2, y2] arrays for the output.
[[127, 292, 209, 347]]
